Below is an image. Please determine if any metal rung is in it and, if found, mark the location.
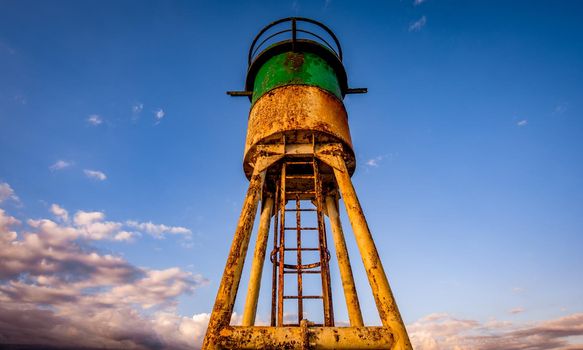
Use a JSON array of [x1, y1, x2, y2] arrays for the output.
[[285, 175, 314, 179], [284, 227, 318, 230], [285, 208, 317, 212], [283, 295, 323, 299], [284, 269, 322, 274], [285, 161, 313, 165], [284, 247, 319, 251], [286, 191, 315, 195], [281, 323, 324, 327]]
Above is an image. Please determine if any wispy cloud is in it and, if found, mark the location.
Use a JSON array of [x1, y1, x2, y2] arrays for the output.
[[126, 220, 191, 238], [83, 169, 107, 181], [366, 155, 384, 167], [0, 207, 207, 349], [49, 160, 71, 171], [409, 312, 583, 350], [517, 119, 528, 127], [154, 108, 165, 124], [133, 103, 144, 114], [512, 287, 525, 294], [86, 114, 103, 126], [414, 0, 426, 5], [409, 16, 427, 32], [509, 307, 524, 314], [132, 102, 144, 121], [553, 103, 567, 115], [0, 182, 20, 205]]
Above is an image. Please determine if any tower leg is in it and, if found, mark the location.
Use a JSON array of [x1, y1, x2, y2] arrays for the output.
[[325, 195, 364, 327], [242, 196, 274, 326], [202, 166, 267, 350], [331, 157, 413, 350]]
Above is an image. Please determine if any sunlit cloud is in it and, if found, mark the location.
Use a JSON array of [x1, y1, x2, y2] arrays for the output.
[[49, 160, 71, 171], [409, 16, 427, 32], [517, 119, 528, 127], [50, 203, 69, 222], [408, 312, 583, 350], [0, 206, 206, 349], [87, 114, 103, 126], [83, 169, 107, 181], [0, 182, 20, 205]]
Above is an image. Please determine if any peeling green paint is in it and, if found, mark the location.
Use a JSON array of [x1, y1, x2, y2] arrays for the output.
[[252, 51, 341, 104]]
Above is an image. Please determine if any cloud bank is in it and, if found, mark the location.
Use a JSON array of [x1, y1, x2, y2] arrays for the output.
[[0, 203, 208, 349], [408, 312, 583, 350]]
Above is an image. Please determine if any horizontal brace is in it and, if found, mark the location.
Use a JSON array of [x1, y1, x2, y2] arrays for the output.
[[284, 269, 322, 274], [218, 326, 394, 349], [284, 227, 318, 230], [283, 295, 323, 299], [284, 247, 320, 251], [285, 208, 317, 212], [226, 91, 253, 96], [346, 87, 368, 94], [282, 323, 324, 327]]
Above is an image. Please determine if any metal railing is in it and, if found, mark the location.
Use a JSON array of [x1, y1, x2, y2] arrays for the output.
[[248, 17, 343, 65]]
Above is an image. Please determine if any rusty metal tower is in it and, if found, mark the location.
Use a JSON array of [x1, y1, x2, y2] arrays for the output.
[[203, 18, 412, 350]]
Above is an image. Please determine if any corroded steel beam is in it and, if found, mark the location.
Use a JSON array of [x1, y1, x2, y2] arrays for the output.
[[242, 196, 274, 326], [318, 147, 412, 350], [203, 156, 279, 350], [325, 195, 364, 327], [218, 325, 394, 349]]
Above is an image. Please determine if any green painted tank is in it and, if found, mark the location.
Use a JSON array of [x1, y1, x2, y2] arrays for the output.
[[238, 18, 359, 178]]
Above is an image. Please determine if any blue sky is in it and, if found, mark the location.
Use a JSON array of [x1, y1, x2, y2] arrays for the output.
[[1, 1, 582, 349]]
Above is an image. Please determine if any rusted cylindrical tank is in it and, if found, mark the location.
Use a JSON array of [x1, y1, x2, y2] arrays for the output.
[[242, 18, 355, 178]]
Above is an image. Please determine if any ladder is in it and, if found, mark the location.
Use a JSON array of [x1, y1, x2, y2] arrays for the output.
[[270, 158, 334, 327]]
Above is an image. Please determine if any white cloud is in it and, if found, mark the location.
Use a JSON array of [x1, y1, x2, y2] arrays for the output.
[[126, 220, 191, 238], [154, 108, 165, 124], [0, 182, 20, 204], [366, 155, 384, 167], [517, 119, 528, 127], [408, 312, 583, 350], [0, 207, 207, 349], [84, 169, 107, 181], [49, 160, 71, 171], [414, 0, 426, 5], [50, 204, 69, 222], [87, 114, 103, 126], [409, 16, 427, 32]]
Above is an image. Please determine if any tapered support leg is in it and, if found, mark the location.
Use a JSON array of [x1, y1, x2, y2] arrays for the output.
[[242, 196, 274, 326], [202, 166, 267, 350], [331, 158, 412, 350], [325, 195, 364, 327]]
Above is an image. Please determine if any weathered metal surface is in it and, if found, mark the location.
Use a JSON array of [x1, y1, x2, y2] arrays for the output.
[[202, 157, 274, 350], [325, 195, 364, 327], [252, 51, 342, 103], [218, 325, 394, 349], [242, 196, 274, 326], [244, 85, 354, 178], [322, 150, 412, 350]]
